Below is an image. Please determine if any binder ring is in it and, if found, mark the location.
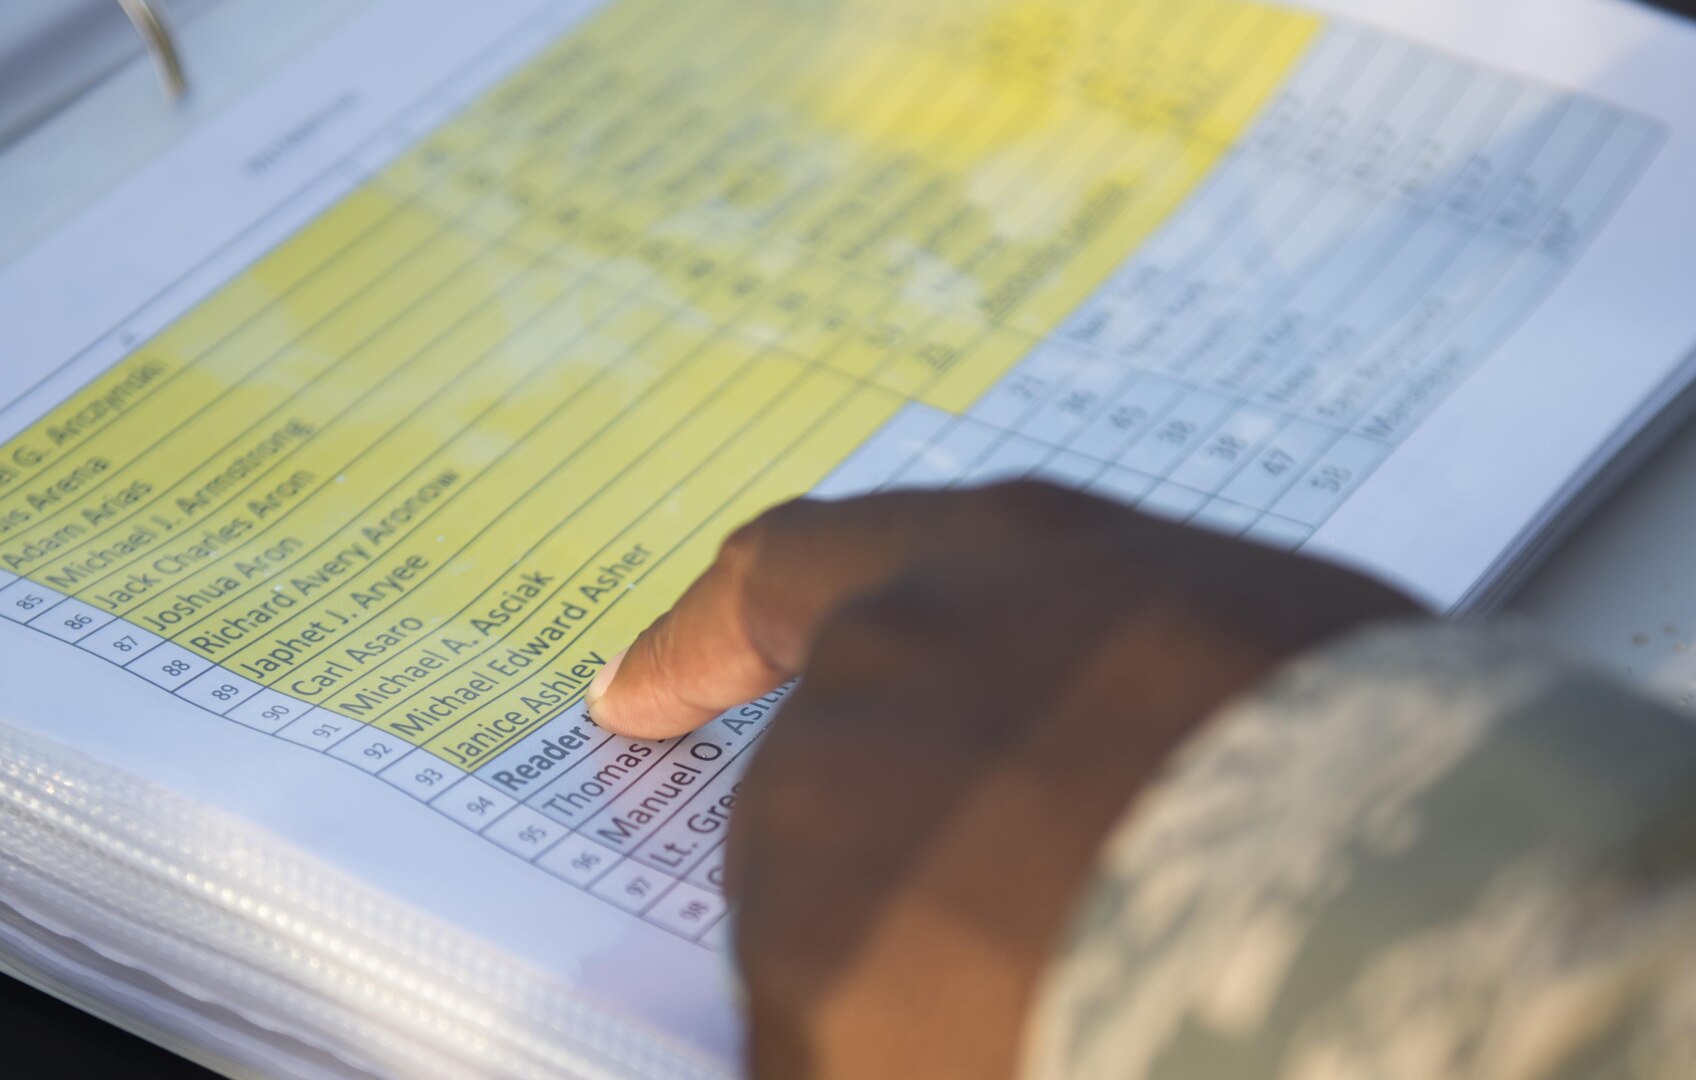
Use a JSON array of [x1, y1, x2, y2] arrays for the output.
[[116, 0, 187, 101]]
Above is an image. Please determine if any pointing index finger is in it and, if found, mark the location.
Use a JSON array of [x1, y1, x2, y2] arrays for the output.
[[584, 492, 949, 739]]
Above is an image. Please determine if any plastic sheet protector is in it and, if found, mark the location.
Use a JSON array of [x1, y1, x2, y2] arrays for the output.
[[3, 0, 1696, 1065]]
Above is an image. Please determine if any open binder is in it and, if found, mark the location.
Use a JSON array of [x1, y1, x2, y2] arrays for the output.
[[0, 0, 187, 148], [4, 1, 1696, 1077]]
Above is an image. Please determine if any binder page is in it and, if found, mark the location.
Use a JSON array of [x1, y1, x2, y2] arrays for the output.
[[2, 0, 1695, 1065]]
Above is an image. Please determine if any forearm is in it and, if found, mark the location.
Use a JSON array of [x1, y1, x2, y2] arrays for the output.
[[1025, 623, 1696, 1079]]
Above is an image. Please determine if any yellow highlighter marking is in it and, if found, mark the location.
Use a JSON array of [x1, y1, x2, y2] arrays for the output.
[[0, 0, 1318, 768]]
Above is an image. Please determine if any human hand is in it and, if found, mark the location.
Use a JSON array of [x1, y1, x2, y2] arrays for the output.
[[588, 482, 1422, 1078]]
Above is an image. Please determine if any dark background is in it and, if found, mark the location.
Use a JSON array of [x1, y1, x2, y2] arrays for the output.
[[4, 0, 1695, 1076]]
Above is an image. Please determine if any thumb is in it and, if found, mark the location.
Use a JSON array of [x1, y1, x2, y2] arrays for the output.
[[585, 490, 962, 738]]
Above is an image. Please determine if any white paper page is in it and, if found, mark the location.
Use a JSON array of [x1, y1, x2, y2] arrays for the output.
[[1291, 0, 1696, 607], [0, 0, 752, 1065], [2, 0, 1696, 1070]]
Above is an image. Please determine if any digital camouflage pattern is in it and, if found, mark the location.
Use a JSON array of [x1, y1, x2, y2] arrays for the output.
[[1025, 625, 1696, 1079]]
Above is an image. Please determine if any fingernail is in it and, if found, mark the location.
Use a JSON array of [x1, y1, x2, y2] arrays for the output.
[[586, 648, 627, 715]]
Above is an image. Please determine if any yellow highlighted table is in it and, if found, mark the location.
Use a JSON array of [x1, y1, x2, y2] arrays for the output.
[[0, 0, 1315, 778]]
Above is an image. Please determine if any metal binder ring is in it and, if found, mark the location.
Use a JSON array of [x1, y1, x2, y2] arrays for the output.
[[116, 0, 187, 101]]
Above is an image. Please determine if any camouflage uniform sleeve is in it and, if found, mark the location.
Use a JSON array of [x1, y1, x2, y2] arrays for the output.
[[1022, 623, 1696, 1080]]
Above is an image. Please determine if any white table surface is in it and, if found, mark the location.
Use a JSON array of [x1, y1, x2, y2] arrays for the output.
[[1513, 416, 1696, 710]]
